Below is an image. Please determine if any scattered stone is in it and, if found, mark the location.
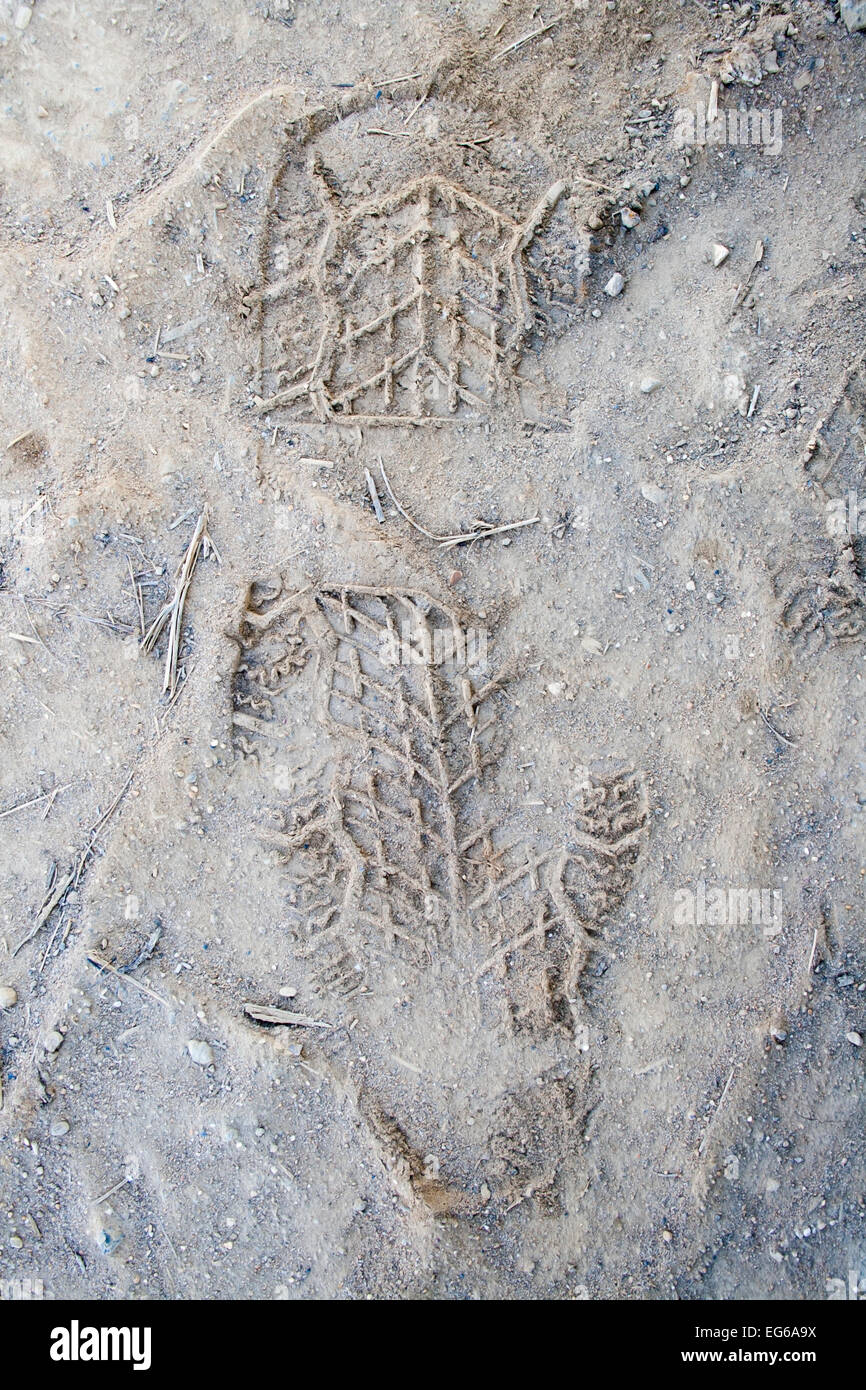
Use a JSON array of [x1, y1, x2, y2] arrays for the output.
[[640, 376, 662, 395], [836, 974, 856, 988], [640, 483, 667, 506], [846, 1031, 863, 1047], [14, 6, 33, 31], [620, 207, 640, 229], [278, 985, 298, 999], [792, 69, 812, 93], [43, 1029, 63, 1052], [841, 0, 866, 32], [719, 43, 763, 86], [547, 681, 565, 697], [10, 1234, 24, 1249], [0, 986, 18, 1010], [765, 1177, 780, 1194], [712, 242, 730, 267], [679, 174, 691, 188], [50, 1118, 70, 1138], [96, 1225, 124, 1255], [186, 1039, 215, 1066], [604, 272, 625, 297]]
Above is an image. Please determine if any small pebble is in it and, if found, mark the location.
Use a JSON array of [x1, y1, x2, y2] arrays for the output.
[[10, 1234, 24, 1249], [278, 986, 298, 999], [712, 242, 730, 267], [186, 1039, 214, 1066], [604, 272, 625, 297], [0, 986, 18, 1010], [640, 483, 667, 506], [640, 376, 662, 395], [50, 1119, 70, 1138], [547, 681, 565, 697], [43, 1029, 63, 1052], [846, 1031, 863, 1047], [14, 6, 32, 30], [620, 207, 640, 229]]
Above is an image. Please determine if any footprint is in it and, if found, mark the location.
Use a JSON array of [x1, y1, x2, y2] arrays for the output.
[[229, 576, 649, 1214]]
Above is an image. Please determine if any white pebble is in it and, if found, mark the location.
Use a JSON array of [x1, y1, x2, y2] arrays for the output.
[[186, 1039, 214, 1066], [640, 483, 667, 506], [846, 1031, 863, 1047], [712, 242, 730, 267], [640, 376, 662, 394], [43, 1029, 63, 1052], [14, 6, 32, 30], [604, 272, 625, 297], [50, 1119, 70, 1138], [0, 986, 17, 1010]]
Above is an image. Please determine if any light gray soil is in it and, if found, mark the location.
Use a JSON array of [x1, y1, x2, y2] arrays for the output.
[[0, 0, 864, 1300]]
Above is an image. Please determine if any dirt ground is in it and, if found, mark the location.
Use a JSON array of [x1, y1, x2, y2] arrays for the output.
[[0, 0, 864, 1301]]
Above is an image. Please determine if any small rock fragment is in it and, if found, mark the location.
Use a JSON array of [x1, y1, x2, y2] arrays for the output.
[[14, 6, 33, 30], [712, 242, 730, 267], [43, 1029, 64, 1053], [186, 1039, 215, 1066], [50, 1119, 70, 1138], [640, 376, 662, 395], [640, 483, 667, 506], [841, 0, 866, 32], [846, 1031, 863, 1047], [620, 207, 640, 230], [0, 986, 18, 1010], [604, 272, 625, 297]]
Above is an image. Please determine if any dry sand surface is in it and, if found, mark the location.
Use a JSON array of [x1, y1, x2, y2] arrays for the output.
[[0, 0, 864, 1301]]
